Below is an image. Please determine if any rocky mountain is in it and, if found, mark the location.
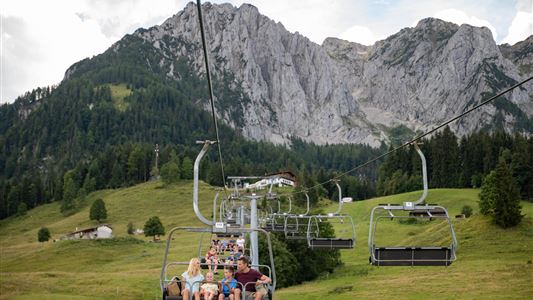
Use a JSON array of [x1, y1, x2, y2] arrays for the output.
[[80, 2, 533, 146], [500, 36, 533, 77]]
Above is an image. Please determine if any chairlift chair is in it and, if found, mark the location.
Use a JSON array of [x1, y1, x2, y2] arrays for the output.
[[307, 214, 355, 249], [368, 143, 458, 266], [306, 181, 356, 249], [283, 193, 313, 240], [160, 140, 276, 299], [263, 192, 293, 232], [162, 227, 274, 299]]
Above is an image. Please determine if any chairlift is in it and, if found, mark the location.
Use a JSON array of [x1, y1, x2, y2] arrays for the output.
[[306, 181, 356, 249], [368, 143, 458, 266], [161, 227, 276, 300], [160, 140, 276, 299], [283, 193, 312, 240], [262, 192, 293, 232]]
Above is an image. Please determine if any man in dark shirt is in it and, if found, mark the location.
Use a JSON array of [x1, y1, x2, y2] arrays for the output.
[[234, 256, 271, 300]]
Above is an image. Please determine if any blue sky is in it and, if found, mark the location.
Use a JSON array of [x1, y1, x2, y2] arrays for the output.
[[1, 0, 532, 104]]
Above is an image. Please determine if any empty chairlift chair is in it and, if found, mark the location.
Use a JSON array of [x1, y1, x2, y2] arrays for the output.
[[283, 193, 312, 240], [368, 143, 458, 266], [307, 181, 356, 249], [264, 194, 293, 232]]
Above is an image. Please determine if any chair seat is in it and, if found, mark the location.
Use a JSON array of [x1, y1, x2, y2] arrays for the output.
[[309, 238, 354, 249], [372, 246, 453, 266], [409, 208, 447, 217], [272, 224, 285, 231]]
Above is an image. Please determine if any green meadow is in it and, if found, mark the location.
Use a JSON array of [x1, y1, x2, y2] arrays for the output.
[[1, 181, 532, 299]]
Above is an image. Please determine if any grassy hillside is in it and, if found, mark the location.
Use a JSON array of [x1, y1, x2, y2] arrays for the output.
[[1, 183, 532, 299], [0, 180, 218, 299], [278, 189, 533, 299], [107, 83, 132, 112]]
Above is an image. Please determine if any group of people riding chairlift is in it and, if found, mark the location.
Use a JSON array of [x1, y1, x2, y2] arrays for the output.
[[172, 236, 270, 300]]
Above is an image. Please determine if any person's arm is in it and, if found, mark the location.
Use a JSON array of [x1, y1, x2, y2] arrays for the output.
[[181, 273, 188, 290], [258, 274, 271, 284]]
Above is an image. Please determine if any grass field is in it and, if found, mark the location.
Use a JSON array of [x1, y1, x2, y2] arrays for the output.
[[1, 182, 532, 299], [108, 83, 132, 112], [278, 189, 533, 299]]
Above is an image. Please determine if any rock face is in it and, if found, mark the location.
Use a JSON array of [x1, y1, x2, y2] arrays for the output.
[[133, 2, 532, 146]]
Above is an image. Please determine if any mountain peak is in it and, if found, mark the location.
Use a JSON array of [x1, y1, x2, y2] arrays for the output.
[[415, 17, 458, 30], [68, 4, 532, 147]]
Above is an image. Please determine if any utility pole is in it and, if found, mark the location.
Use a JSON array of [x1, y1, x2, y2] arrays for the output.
[[154, 144, 160, 179]]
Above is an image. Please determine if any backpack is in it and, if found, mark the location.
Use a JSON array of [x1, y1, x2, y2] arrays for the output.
[[167, 277, 181, 296]]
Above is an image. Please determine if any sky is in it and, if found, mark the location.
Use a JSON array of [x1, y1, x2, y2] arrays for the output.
[[1, 0, 532, 104]]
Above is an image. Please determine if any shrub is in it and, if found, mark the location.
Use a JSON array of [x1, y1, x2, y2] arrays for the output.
[[461, 205, 473, 218], [127, 222, 134, 235], [38, 227, 51, 243]]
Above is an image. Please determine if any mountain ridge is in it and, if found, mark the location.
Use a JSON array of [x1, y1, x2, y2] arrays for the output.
[[118, 2, 532, 146]]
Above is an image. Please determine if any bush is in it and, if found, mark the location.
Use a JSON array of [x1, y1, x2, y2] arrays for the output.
[[461, 205, 473, 218], [38, 227, 51, 243], [127, 222, 134, 235]]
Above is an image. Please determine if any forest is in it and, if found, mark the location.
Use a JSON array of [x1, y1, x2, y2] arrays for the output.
[[1, 34, 531, 219]]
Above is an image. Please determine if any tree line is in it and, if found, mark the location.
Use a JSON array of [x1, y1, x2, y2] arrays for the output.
[[377, 127, 532, 201]]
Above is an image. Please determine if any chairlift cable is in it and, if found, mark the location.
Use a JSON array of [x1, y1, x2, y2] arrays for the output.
[[280, 75, 533, 197], [196, 0, 228, 194]]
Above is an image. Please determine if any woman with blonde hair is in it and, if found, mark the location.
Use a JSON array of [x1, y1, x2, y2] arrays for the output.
[[181, 258, 204, 300]]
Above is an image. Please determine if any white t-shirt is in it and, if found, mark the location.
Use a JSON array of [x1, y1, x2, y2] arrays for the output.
[[181, 271, 204, 293], [236, 238, 245, 248]]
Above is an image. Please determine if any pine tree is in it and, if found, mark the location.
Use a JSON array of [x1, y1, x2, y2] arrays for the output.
[[492, 160, 523, 228], [161, 150, 181, 185], [61, 170, 78, 213], [127, 145, 145, 183], [479, 171, 497, 215], [89, 198, 107, 223], [16, 202, 27, 216], [510, 134, 533, 200], [82, 175, 96, 193], [181, 157, 193, 180], [144, 216, 165, 241], [110, 162, 125, 188]]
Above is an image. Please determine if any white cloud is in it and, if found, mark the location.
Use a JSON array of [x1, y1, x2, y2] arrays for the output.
[[1, 0, 186, 104], [502, 11, 533, 45], [339, 25, 380, 46], [214, 0, 349, 44], [433, 8, 498, 40], [0, 1, 527, 104]]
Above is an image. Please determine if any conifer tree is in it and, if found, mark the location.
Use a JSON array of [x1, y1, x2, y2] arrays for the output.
[[181, 157, 194, 180], [61, 171, 78, 213], [479, 171, 497, 215], [89, 198, 107, 223], [110, 162, 124, 188], [17, 202, 27, 216], [492, 160, 523, 228], [160, 150, 180, 185]]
